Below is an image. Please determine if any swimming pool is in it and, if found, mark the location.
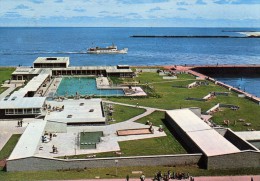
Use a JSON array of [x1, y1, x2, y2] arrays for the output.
[[56, 77, 124, 96]]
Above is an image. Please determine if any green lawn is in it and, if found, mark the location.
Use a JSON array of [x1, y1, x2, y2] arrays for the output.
[[107, 104, 146, 124], [0, 67, 15, 94], [108, 72, 260, 131], [64, 111, 186, 159], [0, 134, 21, 160], [119, 111, 186, 156], [1, 165, 260, 180]]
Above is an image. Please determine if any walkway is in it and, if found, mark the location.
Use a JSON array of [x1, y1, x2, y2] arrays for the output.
[[50, 175, 260, 181], [0, 119, 31, 151], [103, 100, 167, 112]]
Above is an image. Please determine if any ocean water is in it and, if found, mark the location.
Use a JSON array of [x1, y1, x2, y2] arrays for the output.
[[0, 27, 259, 96]]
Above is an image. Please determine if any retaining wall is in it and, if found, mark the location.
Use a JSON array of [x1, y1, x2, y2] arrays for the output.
[[7, 154, 202, 172], [207, 151, 260, 170]]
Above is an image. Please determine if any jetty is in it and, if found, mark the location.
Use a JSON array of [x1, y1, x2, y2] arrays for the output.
[[131, 35, 260, 38]]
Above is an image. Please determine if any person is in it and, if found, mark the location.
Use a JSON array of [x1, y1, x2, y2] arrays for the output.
[[167, 170, 171, 180], [52, 145, 55, 153], [20, 120, 23, 127], [50, 133, 53, 140], [41, 135, 45, 143], [157, 171, 162, 181], [17, 120, 20, 127], [140, 173, 145, 181]]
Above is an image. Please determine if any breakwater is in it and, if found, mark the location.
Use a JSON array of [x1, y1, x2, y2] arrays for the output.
[[191, 65, 260, 76], [131, 35, 260, 38]]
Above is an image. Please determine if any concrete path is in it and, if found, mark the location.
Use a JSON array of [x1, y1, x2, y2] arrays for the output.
[[50, 175, 260, 181], [0, 120, 26, 151], [103, 100, 167, 112]]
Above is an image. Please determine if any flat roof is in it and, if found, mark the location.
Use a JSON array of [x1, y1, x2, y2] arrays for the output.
[[8, 121, 47, 160], [167, 109, 240, 156], [12, 67, 42, 75], [44, 99, 105, 123], [53, 66, 133, 73], [0, 97, 46, 109], [235, 131, 260, 141], [0, 73, 48, 109], [34, 57, 69, 64]]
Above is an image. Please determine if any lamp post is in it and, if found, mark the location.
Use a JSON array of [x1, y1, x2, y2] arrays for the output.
[[115, 159, 118, 176]]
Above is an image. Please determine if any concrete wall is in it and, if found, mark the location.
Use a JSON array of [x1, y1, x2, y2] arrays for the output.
[[165, 112, 202, 154], [207, 151, 260, 170], [224, 129, 257, 151], [7, 154, 202, 172]]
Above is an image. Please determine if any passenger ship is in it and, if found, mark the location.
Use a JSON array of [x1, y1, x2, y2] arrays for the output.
[[87, 44, 128, 54]]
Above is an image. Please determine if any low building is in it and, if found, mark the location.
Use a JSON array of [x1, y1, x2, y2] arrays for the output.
[[165, 109, 260, 169], [34, 57, 69, 68], [0, 73, 49, 118]]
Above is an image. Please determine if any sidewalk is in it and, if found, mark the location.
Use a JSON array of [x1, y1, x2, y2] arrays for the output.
[[50, 175, 260, 181]]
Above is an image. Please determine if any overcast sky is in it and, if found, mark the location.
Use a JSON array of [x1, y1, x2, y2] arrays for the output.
[[0, 0, 259, 27]]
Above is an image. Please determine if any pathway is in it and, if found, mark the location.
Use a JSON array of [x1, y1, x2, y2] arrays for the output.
[[103, 100, 167, 112], [50, 175, 260, 181]]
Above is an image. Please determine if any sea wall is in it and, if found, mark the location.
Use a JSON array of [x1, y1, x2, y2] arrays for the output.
[[191, 66, 260, 76]]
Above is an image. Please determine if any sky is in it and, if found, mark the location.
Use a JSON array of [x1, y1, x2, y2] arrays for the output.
[[0, 0, 259, 27]]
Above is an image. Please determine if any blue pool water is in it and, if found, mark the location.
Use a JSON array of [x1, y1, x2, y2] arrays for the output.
[[56, 77, 124, 96]]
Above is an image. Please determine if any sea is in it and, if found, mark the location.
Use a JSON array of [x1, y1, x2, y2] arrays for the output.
[[0, 27, 260, 96]]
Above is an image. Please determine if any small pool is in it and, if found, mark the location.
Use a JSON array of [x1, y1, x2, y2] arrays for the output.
[[56, 77, 124, 96], [80, 131, 103, 149]]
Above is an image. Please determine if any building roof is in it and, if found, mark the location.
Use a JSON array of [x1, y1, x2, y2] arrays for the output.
[[44, 98, 105, 123], [12, 67, 42, 75], [34, 57, 69, 64], [0, 97, 46, 109], [0, 73, 48, 109], [52, 66, 133, 73], [166, 109, 240, 156], [8, 121, 47, 160], [235, 131, 260, 141]]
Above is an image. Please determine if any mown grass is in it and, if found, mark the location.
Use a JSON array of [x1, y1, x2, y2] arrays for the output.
[[0, 67, 15, 94], [119, 111, 186, 156], [1, 165, 260, 180], [108, 72, 260, 131], [64, 110, 186, 160], [0, 134, 21, 160], [107, 104, 146, 124]]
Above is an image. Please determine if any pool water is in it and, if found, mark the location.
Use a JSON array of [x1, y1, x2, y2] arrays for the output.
[[56, 77, 124, 96], [80, 131, 103, 149]]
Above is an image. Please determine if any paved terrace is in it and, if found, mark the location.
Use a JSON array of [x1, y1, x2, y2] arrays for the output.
[[6, 99, 166, 158]]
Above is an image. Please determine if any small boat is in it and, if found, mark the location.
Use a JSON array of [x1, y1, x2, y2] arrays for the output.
[[87, 44, 128, 54]]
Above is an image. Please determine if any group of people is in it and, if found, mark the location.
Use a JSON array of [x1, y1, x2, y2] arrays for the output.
[[41, 132, 55, 143], [17, 120, 23, 127], [153, 171, 191, 181]]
